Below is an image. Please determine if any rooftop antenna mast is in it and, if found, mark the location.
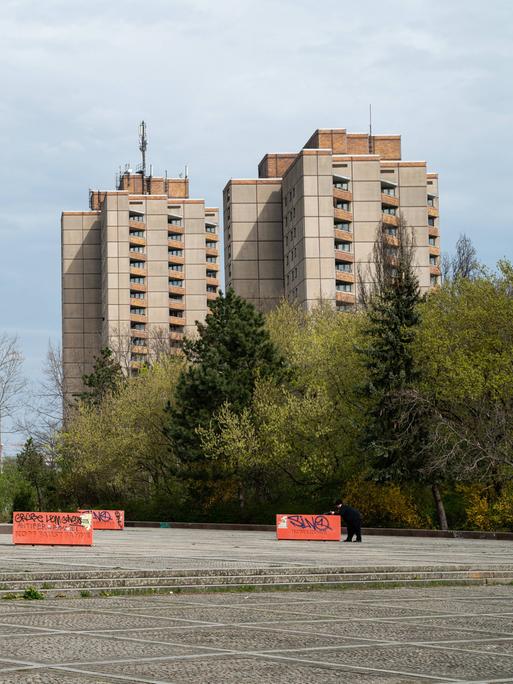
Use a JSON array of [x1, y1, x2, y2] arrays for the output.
[[139, 120, 148, 194], [369, 104, 373, 154]]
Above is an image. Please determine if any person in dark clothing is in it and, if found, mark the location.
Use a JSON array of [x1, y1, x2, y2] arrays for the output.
[[330, 499, 362, 542]]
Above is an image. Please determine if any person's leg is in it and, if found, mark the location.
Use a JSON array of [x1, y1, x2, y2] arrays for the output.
[[354, 524, 362, 542], [344, 524, 354, 542]]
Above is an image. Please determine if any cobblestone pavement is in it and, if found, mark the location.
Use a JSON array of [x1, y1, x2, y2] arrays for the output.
[[1, 585, 513, 682], [1, 528, 513, 573]]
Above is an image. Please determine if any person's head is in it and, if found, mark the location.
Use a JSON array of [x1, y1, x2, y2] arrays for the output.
[[334, 499, 343, 509]]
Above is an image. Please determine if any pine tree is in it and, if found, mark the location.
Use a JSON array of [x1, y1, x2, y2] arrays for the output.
[[78, 348, 124, 407], [360, 219, 422, 480], [165, 289, 288, 466]]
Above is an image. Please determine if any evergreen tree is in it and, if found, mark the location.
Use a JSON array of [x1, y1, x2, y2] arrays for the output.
[[78, 348, 124, 407], [360, 219, 422, 480], [16, 438, 53, 511], [165, 289, 288, 468]]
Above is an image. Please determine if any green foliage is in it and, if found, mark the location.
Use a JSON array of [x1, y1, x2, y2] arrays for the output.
[[359, 231, 423, 481], [22, 587, 44, 600], [165, 289, 288, 486], [78, 347, 124, 407], [60, 355, 185, 508], [16, 438, 56, 511]]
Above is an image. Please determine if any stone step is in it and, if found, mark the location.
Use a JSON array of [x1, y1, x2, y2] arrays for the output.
[[2, 575, 513, 599], [2, 567, 513, 595]]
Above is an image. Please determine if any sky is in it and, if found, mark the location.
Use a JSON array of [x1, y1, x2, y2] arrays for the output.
[[1, 0, 512, 454]]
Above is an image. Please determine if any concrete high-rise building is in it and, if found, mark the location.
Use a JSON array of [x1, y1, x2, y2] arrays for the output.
[[61, 138, 219, 399], [223, 128, 440, 312]]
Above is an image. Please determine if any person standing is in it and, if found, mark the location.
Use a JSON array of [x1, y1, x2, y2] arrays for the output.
[[330, 499, 362, 542]]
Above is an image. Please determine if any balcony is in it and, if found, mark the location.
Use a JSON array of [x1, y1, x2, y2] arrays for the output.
[[384, 234, 400, 247], [428, 206, 439, 218], [168, 225, 184, 235], [334, 227, 353, 242], [168, 239, 184, 250], [381, 193, 400, 207], [129, 251, 146, 261], [130, 313, 147, 324], [206, 276, 218, 287], [206, 247, 219, 258], [429, 245, 441, 257], [129, 218, 146, 230], [205, 262, 219, 271], [169, 300, 184, 311], [130, 297, 146, 307], [336, 291, 356, 304], [169, 316, 186, 326], [130, 328, 148, 339], [430, 266, 441, 277], [205, 230, 219, 241], [129, 234, 146, 247], [335, 270, 355, 284], [169, 284, 185, 295], [335, 250, 354, 263], [130, 266, 147, 277], [334, 207, 352, 222], [169, 331, 184, 342], [382, 213, 399, 226], [333, 187, 352, 203], [168, 254, 185, 265], [130, 345, 148, 355], [207, 291, 218, 301], [129, 282, 146, 293]]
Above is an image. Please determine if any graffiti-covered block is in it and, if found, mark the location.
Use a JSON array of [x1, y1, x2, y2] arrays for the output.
[[12, 512, 93, 546], [78, 509, 124, 530], [276, 514, 341, 541]]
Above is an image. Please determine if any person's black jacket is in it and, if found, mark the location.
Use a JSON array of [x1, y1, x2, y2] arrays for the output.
[[338, 505, 361, 526]]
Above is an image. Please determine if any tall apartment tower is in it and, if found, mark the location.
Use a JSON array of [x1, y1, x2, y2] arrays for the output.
[[223, 128, 440, 312], [61, 136, 220, 399]]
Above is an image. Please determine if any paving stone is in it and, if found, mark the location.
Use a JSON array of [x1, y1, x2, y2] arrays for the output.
[[0, 670, 117, 683]]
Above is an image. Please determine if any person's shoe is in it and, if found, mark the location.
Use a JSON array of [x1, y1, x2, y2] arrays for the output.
[[354, 539, 362, 542], [343, 538, 352, 542]]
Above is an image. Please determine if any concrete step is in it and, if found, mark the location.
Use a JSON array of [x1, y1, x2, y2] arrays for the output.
[[1, 565, 513, 597]]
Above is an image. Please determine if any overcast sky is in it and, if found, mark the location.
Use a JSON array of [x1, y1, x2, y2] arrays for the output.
[[1, 0, 512, 454]]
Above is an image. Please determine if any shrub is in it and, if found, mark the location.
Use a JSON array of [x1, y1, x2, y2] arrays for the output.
[[341, 477, 425, 528]]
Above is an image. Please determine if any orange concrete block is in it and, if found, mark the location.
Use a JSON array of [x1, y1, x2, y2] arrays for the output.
[[79, 510, 125, 530], [12, 512, 93, 546], [276, 514, 341, 541]]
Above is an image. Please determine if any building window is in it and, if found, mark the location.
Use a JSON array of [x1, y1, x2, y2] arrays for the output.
[[206, 256, 217, 263], [429, 237, 437, 247], [169, 249, 183, 256], [130, 276, 145, 284], [206, 225, 217, 233], [430, 256, 438, 266], [130, 260, 145, 269], [169, 233, 183, 241], [428, 216, 436, 227], [383, 207, 397, 216], [427, 196, 435, 207], [130, 307, 145, 315], [130, 230, 145, 237], [336, 241, 352, 253], [169, 279, 183, 287], [430, 275, 439, 286], [336, 202, 350, 211], [169, 264, 183, 271], [130, 246, 145, 253], [169, 293, 184, 301], [334, 179, 349, 191], [336, 262, 352, 273], [206, 269, 217, 278], [382, 186, 396, 196], [336, 302, 353, 311], [131, 322, 146, 330], [386, 226, 397, 236], [131, 337, 147, 347], [206, 241, 217, 249], [169, 311, 184, 318], [207, 285, 217, 293], [129, 212, 144, 221], [130, 291, 145, 299], [168, 217, 182, 226], [336, 283, 353, 292]]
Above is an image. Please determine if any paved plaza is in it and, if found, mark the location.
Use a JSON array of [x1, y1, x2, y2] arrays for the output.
[[1, 527, 513, 574], [0, 530, 513, 681], [1, 586, 513, 682]]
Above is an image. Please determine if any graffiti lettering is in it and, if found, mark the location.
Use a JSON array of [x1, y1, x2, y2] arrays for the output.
[[287, 515, 332, 532]]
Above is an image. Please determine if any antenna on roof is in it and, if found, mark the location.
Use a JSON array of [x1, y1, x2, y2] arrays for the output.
[[138, 121, 148, 193], [369, 104, 373, 154]]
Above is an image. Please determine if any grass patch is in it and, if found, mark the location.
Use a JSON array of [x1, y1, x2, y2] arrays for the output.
[[22, 587, 44, 600], [79, 590, 92, 598], [2, 592, 20, 600]]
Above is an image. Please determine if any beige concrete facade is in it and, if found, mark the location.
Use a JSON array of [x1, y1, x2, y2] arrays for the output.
[[224, 127, 440, 311], [62, 172, 219, 399]]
